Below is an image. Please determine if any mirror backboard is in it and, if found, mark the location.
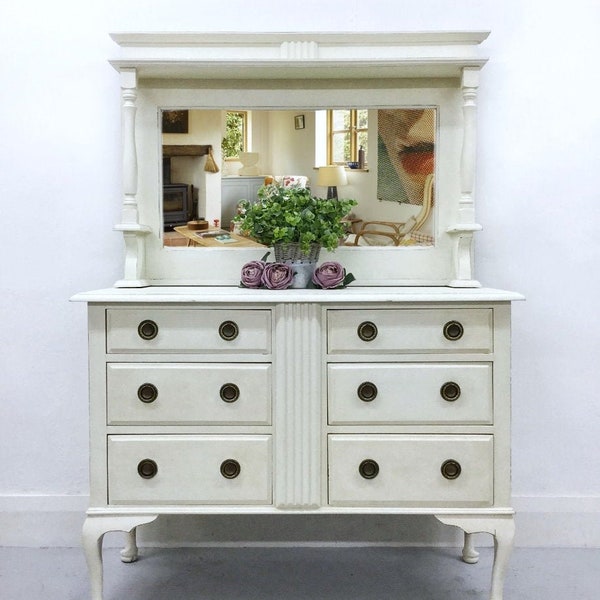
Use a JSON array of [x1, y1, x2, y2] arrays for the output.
[[110, 32, 489, 287]]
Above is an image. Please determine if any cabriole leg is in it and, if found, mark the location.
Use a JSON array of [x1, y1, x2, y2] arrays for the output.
[[490, 518, 515, 600], [82, 515, 158, 600], [82, 518, 106, 600], [435, 514, 515, 600]]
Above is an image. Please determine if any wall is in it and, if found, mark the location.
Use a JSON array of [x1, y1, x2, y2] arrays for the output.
[[1, 0, 600, 548]]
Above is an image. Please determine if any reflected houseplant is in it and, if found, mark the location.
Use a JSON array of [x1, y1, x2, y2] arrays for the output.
[[234, 181, 356, 263]]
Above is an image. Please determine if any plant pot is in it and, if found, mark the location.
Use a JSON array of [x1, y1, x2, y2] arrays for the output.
[[289, 261, 317, 288], [273, 242, 321, 264]]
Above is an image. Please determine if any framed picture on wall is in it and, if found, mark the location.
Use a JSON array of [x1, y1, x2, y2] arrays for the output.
[[294, 114, 305, 130], [162, 110, 189, 133]]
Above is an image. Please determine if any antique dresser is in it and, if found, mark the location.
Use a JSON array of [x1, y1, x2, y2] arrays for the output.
[[74, 32, 522, 600]]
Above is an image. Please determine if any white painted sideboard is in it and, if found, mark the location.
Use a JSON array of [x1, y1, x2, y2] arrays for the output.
[[73, 285, 522, 600]]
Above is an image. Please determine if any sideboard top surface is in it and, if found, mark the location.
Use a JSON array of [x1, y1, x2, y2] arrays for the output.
[[71, 286, 524, 304]]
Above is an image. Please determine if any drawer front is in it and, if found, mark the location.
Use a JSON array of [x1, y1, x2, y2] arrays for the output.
[[106, 309, 271, 354], [108, 435, 272, 505], [327, 309, 492, 354], [107, 364, 272, 425], [328, 363, 492, 425], [328, 434, 493, 507]]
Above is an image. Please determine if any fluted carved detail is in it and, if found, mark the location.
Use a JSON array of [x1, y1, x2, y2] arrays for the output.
[[280, 41, 319, 60], [274, 303, 321, 509]]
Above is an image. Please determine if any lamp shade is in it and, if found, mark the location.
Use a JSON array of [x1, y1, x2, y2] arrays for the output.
[[317, 165, 348, 187]]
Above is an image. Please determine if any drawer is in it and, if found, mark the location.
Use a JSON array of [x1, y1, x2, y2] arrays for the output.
[[108, 435, 272, 505], [327, 309, 492, 354], [107, 363, 271, 425], [328, 434, 493, 507], [328, 363, 492, 425], [106, 309, 271, 354]]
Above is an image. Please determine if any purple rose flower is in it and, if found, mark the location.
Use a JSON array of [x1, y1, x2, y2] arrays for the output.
[[312, 261, 345, 289], [261, 262, 294, 290], [240, 260, 265, 288]]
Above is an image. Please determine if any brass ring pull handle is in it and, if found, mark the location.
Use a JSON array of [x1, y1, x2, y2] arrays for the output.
[[358, 459, 379, 479], [137, 459, 158, 479], [138, 320, 158, 340], [137, 383, 158, 403], [443, 320, 464, 341], [220, 459, 241, 479], [357, 321, 378, 342], [440, 381, 461, 402], [220, 383, 240, 403], [441, 459, 462, 480], [357, 381, 378, 402], [219, 320, 239, 341]]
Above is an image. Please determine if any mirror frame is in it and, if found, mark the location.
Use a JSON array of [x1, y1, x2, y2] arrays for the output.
[[109, 32, 489, 287]]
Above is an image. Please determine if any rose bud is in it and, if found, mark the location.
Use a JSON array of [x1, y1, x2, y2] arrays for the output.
[[240, 260, 266, 288], [261, 262, 294, 290], [312, 261, 345, 289]]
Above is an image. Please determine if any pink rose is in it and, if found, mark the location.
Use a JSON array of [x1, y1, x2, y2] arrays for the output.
[[261, 262, 294, 290], [240, 260, 265, 288], [312, 261, 345, 289]]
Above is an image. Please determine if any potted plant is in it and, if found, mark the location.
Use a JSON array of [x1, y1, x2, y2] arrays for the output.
[[234, 181, 357, 263]]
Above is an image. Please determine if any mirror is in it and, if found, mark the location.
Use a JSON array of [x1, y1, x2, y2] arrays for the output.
[[161, 107, 436, 250]]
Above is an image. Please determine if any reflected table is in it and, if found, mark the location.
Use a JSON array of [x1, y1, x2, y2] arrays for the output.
[[173, 226, 265, 248]]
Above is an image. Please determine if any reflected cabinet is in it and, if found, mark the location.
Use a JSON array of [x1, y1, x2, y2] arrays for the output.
[[75, 32, 522, 600]]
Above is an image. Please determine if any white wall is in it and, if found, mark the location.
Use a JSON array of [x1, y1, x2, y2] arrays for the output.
[[1, 0, 600, 547]]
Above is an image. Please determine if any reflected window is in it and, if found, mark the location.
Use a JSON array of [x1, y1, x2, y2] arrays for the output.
[[221, 111, 248, 159], [327, 109, 368, 166]]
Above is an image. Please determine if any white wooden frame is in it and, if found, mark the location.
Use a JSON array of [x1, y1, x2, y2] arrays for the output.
[[109, 32, 489, 287]]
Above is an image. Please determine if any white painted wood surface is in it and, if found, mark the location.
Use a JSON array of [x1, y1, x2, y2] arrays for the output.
[[107, 32, 490, 287], [80, 290, 517, 599], [328, 363, 493, 425], [107, 363, 272, 425]]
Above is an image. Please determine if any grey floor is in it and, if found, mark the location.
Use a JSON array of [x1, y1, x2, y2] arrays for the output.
[[1, 545, 598, 600]]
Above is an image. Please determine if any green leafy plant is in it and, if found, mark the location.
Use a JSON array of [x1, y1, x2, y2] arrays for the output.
[[234, 182, 357, 253], [221, 112, 245, 158]]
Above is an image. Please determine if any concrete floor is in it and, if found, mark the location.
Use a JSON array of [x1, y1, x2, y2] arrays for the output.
[[1, 545, 598, 600]]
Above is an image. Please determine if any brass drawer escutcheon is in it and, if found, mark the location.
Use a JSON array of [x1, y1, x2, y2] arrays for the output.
[[220, 383, 240, 403], [358, 459, 379, 479], [440, 381, 461, 402], [220, 459, 241, 479], [441, 459, 462, 480], [137, 383, 158, 403], [137, 320, 158, 340], [357, 321, 378, 342], [443, 320, 464, 341], [219, 320, 239, 341], [137, 459, 158, 479], [357, 381, 378, 402]]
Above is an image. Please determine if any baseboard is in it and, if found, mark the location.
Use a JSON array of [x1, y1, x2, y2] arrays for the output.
[[1, 494, 599, 548]]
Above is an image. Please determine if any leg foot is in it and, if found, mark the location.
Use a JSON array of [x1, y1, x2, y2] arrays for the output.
[[462, 532, 480, 564], [120, 528, 139, 563]]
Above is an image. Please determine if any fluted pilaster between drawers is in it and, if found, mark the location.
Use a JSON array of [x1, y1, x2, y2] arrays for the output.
[[274, 303, 322, 509]]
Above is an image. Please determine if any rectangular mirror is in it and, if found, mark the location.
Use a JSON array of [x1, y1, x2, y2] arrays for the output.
[[161, 107, 437, 251]]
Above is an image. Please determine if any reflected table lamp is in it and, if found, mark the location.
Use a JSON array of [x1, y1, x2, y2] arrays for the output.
[[317, 165, 347, 199]]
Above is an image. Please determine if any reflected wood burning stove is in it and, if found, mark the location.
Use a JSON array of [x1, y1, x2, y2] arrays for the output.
[[162, 145, 211, 230], [163, 181, 193, 230]]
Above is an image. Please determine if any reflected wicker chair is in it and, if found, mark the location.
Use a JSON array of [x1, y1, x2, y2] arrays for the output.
[[348, 174, 434, 246]]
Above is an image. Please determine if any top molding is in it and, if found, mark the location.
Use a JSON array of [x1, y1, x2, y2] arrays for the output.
[[109, 31, 490, 80]]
